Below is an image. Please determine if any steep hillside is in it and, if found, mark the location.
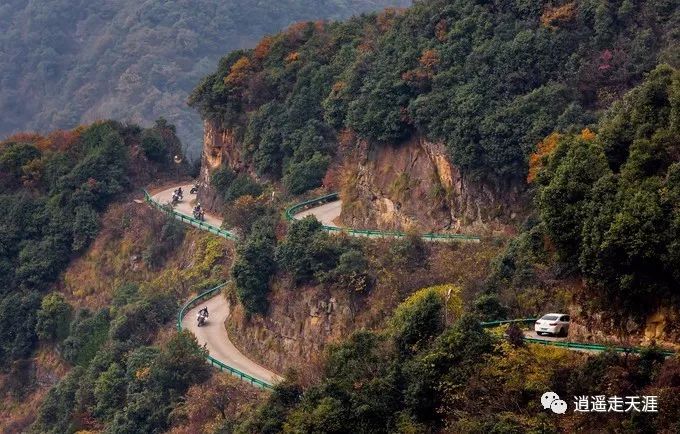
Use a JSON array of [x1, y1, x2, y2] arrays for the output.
[[191, 0, 678, 230], [0, 0, 410, 153], [0, 121, 204, 431]]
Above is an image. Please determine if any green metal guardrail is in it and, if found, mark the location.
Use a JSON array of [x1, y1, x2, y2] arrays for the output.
[[176, 283, 275, 390], [481, 318, 675, 357], [145, 189, 275, 389], [285, 193, 481, 242], [143, 189, 238, 241]]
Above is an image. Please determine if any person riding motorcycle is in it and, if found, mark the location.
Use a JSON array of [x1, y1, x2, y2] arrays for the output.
[[190, 184, 199, 194], [193, 203, 204, 221], [197, 306, 209, 326]]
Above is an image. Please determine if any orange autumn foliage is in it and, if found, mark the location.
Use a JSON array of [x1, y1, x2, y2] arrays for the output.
[[2, 128, 80, 152], [253, 36, 274, 61], [285, 51, 300, 63], [580, 128, 596, 141], [331, 81, 346, 93], [224, 56, 252, 86], [376, 8, 405, 33], [419, 49, 441, 70], [540, 2, 577, 30], [527, 132, 561, 183]]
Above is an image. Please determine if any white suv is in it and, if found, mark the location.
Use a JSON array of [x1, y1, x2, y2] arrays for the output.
[[534, 313, 570, 337]]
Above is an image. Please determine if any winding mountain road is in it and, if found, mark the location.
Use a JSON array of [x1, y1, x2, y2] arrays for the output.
[[146, 184, 673, 388], [151, 185, 283, 386], [294, 199, 343, 227]]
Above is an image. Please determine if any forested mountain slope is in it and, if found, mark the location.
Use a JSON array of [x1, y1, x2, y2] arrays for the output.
[[0, 0, 410, 154], [190, 0, 678, 193]]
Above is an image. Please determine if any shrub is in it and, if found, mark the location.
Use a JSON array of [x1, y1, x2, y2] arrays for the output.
[[472, 293, 508, 322], [283, 152, 331, 195], [275, 217, 340, 284], [210, 166, 236, 194], [35, 292, 72, 342], [224, 174, 263, 202], [62, 309, 110, 366], [140, 130, 167, 162], [232, 221, 276, 314], [388, 233, 428, 271]]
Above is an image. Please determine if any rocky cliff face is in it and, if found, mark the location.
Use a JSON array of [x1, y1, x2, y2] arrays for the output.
[[338, 135, 529, 235], [197, 120, 249, 213], [226, 283, 357, 378], [199, 120, 528, 231]]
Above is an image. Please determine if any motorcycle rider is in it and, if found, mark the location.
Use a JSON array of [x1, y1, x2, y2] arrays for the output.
[[193, 203, 204, 220], [177, 187, 183, 198]]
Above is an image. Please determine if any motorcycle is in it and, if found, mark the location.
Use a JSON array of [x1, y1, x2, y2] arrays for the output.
[[190, 184, 199, 194], [197, 310, 209, 327], [193, 208, 205, 221], [171, 192, 181, 205]]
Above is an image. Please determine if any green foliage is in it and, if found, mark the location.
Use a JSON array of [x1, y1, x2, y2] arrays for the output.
[[472, 293, 508, 322], [143, 216, 185, 268], [35, 292, 72, 342], [211, 166, 236, 195], [62, 309, 111, 366], [254, 311, 496, 433], [537, 135, 609, 265], [94, 362, 126, 421], [72, 205, 101, 252], [0, 291, 41, 363], [191, 0, 675, 182], [224, 174, 263, 202], [31, 367, 84, 434], [232, 217, 277, 314], [388, 233, 429, 271], [0, 0, 409, 154], [140, 130, 167, 163], [275, 216, 371, 293], [276, 217, 330, 283], [0, 142, 41, 187], [390, 289, 444, 357], [211, 167, 264, 202], [537, 65, 680, 317], [283, 152, 331, 195]]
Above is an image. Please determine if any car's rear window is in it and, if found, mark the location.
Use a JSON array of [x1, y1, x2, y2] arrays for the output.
[[541, 315, 559, 320]]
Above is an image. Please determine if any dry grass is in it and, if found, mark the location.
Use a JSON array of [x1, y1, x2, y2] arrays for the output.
[[0, 347, 70, 433]]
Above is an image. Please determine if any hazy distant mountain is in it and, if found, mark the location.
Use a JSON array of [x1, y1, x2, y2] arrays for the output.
[[0, 0, 409, 155]]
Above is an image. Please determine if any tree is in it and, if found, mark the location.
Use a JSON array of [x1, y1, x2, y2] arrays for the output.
[[537, 135, 609, 265], [0, 291, 40, 365], [140, 130, 167, 163], [275, 217, 339, 284], [224, 174, 263, 202], [283, 152, 331, 195], [232, 234, 276, 314], [390, 288, 444, 357], [31, 367, 84, 434], [35, 292, 72, 342], [71, 205, 100, 252], [94, 363, 126, 420]]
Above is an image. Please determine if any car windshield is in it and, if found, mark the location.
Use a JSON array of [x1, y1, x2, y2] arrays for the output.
[[540, 315, 559, 321]]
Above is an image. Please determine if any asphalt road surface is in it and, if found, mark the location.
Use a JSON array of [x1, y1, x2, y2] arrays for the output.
[[152, 184, 282, 385], [294, 199, 342, 227]]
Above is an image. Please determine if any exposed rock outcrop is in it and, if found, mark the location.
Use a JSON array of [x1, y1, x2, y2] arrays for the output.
[[227, 283, 356, 378], [338, 135, 529, 235], [197, 120, 249, 213], [199, 119, 529, 232]]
